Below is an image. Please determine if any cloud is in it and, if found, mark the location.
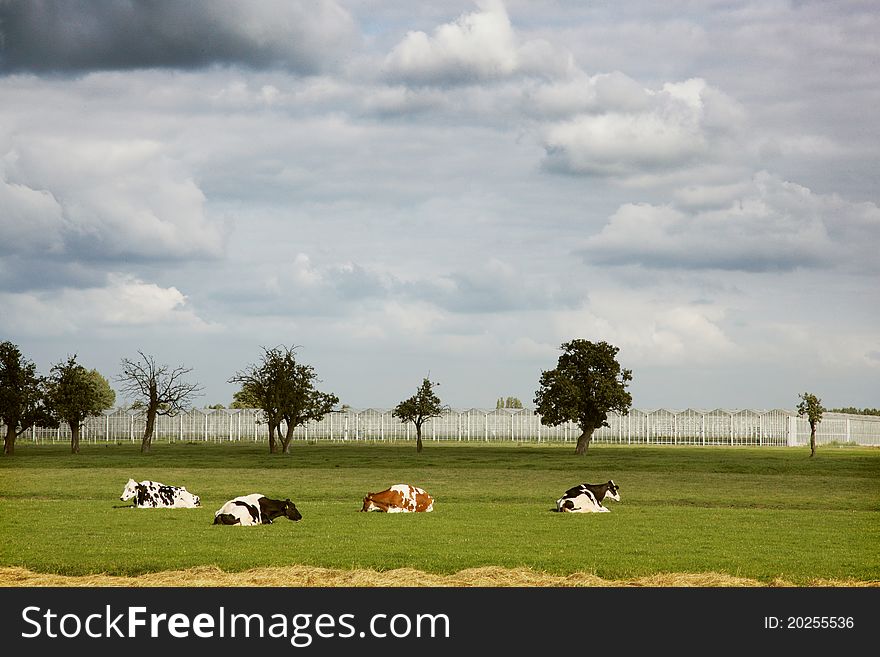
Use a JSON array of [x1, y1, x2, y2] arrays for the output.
[[0, 273, 216, 336], [383, 0, 572, 86], [0, 136, 227, 272], [580, 172, 880, 273], [541, 77, 745, 178], [551, 297, 737, 367], [0, 0, 357, 74]]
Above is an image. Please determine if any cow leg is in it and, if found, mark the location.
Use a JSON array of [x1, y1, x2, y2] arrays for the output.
[[214, 514, 241, 525]]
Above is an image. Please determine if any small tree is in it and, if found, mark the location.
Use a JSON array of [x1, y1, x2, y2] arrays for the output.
[[116, 351, 203, 454], [534, 339, 633, 455], [46, 355, 115, 454], [0, 341, 57, 455], [230, 345, 338, 454], [797, 392, 825, 458], [393, 377, 446, 453]]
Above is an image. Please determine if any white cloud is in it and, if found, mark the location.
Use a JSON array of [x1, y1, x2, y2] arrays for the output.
[[0, 274, 216, 336], [383, 0, 572, 85], [550, 297, 737, 367], [581, 172, 880, 272], [541, 77, 745, 178], [0, 136, 226, 264], [0, 166, 65, 255]]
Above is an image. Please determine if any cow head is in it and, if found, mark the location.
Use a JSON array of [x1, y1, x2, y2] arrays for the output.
[[606, 480, 621, 502], [283, 499, 303, 521], [360, 495, 374, 512], [120, 478, 139, 501]]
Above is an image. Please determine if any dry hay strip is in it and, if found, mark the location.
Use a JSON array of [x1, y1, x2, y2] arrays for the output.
[[1, 566, 876, 588]]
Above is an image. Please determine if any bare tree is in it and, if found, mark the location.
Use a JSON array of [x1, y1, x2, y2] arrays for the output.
[[117, 351, 202, 453]]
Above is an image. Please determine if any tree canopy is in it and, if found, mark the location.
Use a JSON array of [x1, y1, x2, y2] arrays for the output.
[[393, 377, 446, 453], [1, 341, 57, 455], [534, 339, 632, 455], [46, 355, 116, 454], [229, 345, 338, 454], [797, 392, 825, 458]]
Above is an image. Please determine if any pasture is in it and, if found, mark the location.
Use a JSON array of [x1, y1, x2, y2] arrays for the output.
[[1, 442, 878, 585]]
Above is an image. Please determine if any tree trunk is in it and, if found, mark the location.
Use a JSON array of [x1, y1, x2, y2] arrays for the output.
[[574, 427, 595, 455], [3, 424, 16, 456], [281, 422, 295, 454], [70, 420, 81, 455], [268, 422, 278, 454], [810, 423, 817, 458], [416, 424, 423, 453], [141, 407, 156, 454]]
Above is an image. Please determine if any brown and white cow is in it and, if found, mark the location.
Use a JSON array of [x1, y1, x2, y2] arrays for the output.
[[360, 484, 434, 513]]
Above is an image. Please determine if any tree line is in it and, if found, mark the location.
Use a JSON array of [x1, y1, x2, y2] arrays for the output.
[[3, 338, 840, 459]]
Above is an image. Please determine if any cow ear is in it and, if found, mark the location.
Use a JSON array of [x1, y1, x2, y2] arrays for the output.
[[286, 498, 291, 503]]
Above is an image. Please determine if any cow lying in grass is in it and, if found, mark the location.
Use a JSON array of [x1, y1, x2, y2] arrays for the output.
[[213, 494, 303, 526], [361, 484, 434, 513], [555, 480, 620, 513], [120, 478, 201, 508]]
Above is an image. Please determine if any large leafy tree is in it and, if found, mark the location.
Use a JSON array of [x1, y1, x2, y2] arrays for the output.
[[534, 339, 633, 455], [116, 351, 202, 454], [393, 377, 446, 453], [797, 392, 825, 458], [1, 341, 57, 455], [46, 355, 116, 454], [230, 345, 338, 454]]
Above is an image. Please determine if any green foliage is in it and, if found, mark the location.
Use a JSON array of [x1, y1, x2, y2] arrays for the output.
[[46, 355, 115, 453], [534, 339, 632, 454], [828, 407, 880, 416], [0, 341, 57, 455], [205, 403, 226, 410], [797, 392, 825, 426], [230, 384, 260, 409], [1, 443, 877, 583], [393, 377, 446, 452], [229, 346, 338, 454], [797, 392, 826, 458], [496, 396, 523, 409]]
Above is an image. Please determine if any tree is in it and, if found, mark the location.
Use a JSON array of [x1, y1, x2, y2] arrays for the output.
[[229, 345, 338, 454], [828, 407, 880, 416], [116, 351, 202, 454], [1, 341, 56, 456], [797, 392, 825, 458], [534, 339, 633, 455], [230, 385, 260, 409], [46, 355, 115, 454], [393, 377, 446, 453], [496, 396, 523, 409]]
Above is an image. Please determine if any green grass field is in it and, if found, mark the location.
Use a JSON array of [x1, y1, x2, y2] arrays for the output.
[[1, 441, 878, 584]]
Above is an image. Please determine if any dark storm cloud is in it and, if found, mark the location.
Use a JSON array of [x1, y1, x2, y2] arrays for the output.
[[0, 0, 356, 74]]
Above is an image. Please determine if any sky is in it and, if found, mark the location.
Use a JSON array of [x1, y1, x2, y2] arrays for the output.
[[1, 0, 878, 411]]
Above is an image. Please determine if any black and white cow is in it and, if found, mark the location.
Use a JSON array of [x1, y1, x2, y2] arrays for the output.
[[119, 478, 201, 508], [213, 494, 303, 526], [555, 480, 620, 513]]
